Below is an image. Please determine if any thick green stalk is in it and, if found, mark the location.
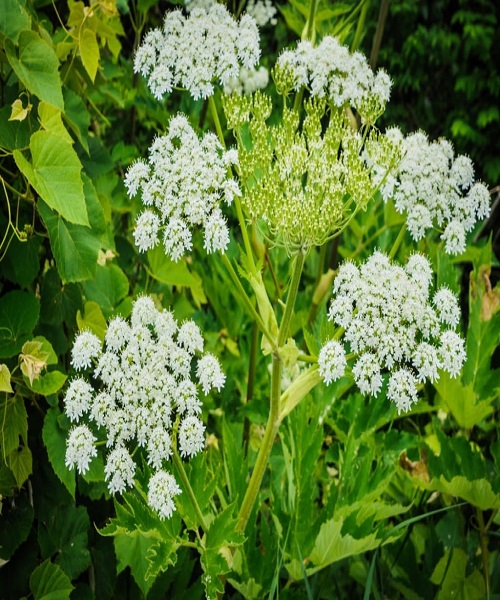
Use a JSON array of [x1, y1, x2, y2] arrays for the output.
[[172, 447, 208, 532], [237, 351, 282, 532], [303, 0, 318, 42]]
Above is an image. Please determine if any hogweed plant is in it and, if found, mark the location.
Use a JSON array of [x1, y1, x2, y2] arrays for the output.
[[51, 1, 496, 598]]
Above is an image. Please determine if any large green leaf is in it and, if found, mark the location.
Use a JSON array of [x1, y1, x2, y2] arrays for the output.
[[0, 0, 31, 43], [0, 394, 27, 456], [2, 234, 42, 289], [42, 408, 75, 498], [63, 88, 90, 153], [38, 200, 100, 284], [14, 131, 88, 226], [83, 264, 129, 318], [0, 290, 39, 358], [7, 445, 32, 488], [38, 504, 91, 579], [200, 504, 245, 600], [147, 245, 199, 287], [30, 559, 74, 600], [80, 28, 99, 82], [430, 548, 485, 600], [0, 491, 34, 560], [5, 30, 64, 109], [0, 105, 31, 150]]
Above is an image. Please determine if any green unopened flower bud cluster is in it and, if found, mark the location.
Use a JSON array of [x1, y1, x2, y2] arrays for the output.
[[224, 92, 399, 253]]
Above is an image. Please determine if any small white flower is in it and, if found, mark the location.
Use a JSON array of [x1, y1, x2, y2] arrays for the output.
[[176, 379, 202, 415], [71, 330, 102, 371], [352, 353, 383, 396], [105, 446, 136, 494], [65, 425, 97, 474], [178, 415, 205, 458], [318, 340, 346, 385], [64, 378, 94, 422], [105, 317, 131, 352], [124, 160, 150, 197], [177, 321, 204, 355], [147, 426, 173, 469], [412, 342, 442, 382], [439, 331, 466, 378], [134, 210, 160, 253], [442, 220, 466, 255], [433, 287, 461, 327], [148, 470, 181, 519], [387, 368, 419, 414], [196, 354, 226, 394], [204, 209, 230, 254], [131, 296, 158, 328]]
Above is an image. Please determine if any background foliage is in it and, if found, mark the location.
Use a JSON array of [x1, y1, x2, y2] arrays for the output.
[[0, 0, 499, 599]]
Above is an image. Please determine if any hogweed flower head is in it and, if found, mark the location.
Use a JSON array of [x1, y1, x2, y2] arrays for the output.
[[134, 3, 261, 100], [275, 36, 391, 124], [63, 296, 225, 519], [366, 129, 491, 255], [223, 92, 400, 253], [126, 114, 240, 261], [319, 251, 466, 414]]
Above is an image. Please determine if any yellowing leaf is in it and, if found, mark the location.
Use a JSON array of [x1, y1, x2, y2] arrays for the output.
[[80, 28, 99, 82], [19, 340, 50, 385], [38, 102, 73, 144], [9, 98, 31, 122], [0, 364, 13, 393]]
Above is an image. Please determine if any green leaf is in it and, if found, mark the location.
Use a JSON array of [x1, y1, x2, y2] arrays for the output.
[[5, 31, 64, 109], [114, 533, 158, 597], [200, 504, 245, 599], [14, 130, 88, 226], [307, 517, 380, 575], [7, 445, 32, 488], [0, 491, 34, 560], [0, 0, 31, 43], [0, 105, 31, 150], [28, 371, 67, 396], [0, 395, 27, 455], [42, 408, 75, 498], [0, 364, 13, 393], [0, 290, 39, 358], [38, 102, 73, 145], [30, 559, 74, 600], [40, 269, 83, 327], [427, 476, 500, 511], [63, 89, 90, 153], [430, 548, 485, 600], [38, 200, 100, 284], [83, 264, 129, 318], [2, 234, 42, 288], [147, 245, 199, 287], [434, 372, 493, 429], [80, 28, 100, 82], [9, 98, 31, 121], [38, 504, 91, 580], [76, 301, 107, 341]]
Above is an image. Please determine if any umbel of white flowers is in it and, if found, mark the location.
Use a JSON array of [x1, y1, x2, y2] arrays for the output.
[[133, 2, 261, 100], [366, 129, 491, 255], [125, 114, 241, 261], [318, 251, 466, 413], [64, 296, 225, 519]]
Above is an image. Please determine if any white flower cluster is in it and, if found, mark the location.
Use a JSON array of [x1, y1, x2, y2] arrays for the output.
[[125, 114, 240, 261], [64, 296, 225, 519], [318, 252, 466, 414], [372, 129, 490, 255], [246, 0, 277, 27], [134, 3, 261, 100], [224, 65, 269, 95], [276, 36, 391, 123]]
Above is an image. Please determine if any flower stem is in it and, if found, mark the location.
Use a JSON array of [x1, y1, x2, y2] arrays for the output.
[[388, 222, 407, 259], [172, 446, 208, 532], [237, 350, 282, 532], [278, 250, 306, 347], [221, 253, 275, 350], [476, 508, 490, 598]]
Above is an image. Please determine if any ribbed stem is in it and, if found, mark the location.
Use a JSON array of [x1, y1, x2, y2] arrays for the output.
[[172, 447, 207, 532]]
